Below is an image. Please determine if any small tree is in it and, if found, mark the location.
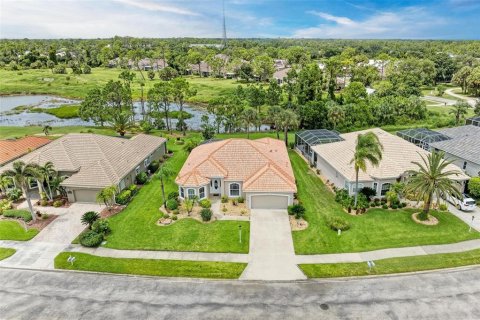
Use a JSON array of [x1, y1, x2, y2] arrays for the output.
[[182, 198, 195, 216], [81, 211, 100, 229], [42, 125, 52, 136], [156, 164, 174, 208], [96, 185, 117, 210]]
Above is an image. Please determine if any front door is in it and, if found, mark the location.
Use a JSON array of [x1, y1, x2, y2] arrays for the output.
[[210, 179, 221, 195]]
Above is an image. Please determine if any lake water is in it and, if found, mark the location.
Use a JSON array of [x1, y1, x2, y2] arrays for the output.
[[0, 95, 270, 132]]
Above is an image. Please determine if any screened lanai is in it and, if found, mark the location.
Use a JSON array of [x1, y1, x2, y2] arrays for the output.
[[295, 129, 344, 163], [397, 128, 451, 150], [466, 116, 480, 127]]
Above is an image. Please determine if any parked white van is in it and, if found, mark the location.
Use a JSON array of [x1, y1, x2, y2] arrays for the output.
[[444, 193, 477, 211]]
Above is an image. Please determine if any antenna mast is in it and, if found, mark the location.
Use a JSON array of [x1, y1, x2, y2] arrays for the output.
[[222, 0, 227, 48]]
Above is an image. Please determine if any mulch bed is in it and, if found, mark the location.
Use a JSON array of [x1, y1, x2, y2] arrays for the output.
[[100, 205, 125, 218], [289, 216, 308, 231], [412, 212, 439, 226]]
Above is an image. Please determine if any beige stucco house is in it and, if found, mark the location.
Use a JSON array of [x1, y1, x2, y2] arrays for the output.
[[308, 128, 469, 197], [176, 138, 297, 209], [0, 133, 167, 203]]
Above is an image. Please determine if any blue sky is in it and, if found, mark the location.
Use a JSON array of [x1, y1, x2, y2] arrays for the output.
[[1, 0, 479, 39]]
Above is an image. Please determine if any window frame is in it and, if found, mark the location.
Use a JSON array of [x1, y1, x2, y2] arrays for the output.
[[135, 166, 141, 175], [180, 187, 185, 198], [199, 186, 206, 199], [187, 188, 196, 199], [381, 183, 391, 196], [229, 183, 240, 197]]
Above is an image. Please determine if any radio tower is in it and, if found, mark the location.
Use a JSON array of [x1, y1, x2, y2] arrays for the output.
[[221, 0, 227, 48]]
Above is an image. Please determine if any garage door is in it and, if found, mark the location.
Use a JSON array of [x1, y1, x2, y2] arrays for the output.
[[250, 195, 289, 209], [73, 189, 99, 203]]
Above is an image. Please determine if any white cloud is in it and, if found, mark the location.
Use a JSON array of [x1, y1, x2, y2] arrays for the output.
[[294, 7, 447, 39], [112, 0, 199, 16]]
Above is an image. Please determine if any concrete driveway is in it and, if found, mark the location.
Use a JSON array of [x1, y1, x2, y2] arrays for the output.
[[448, 203, 480, 232], [240, 209, 306, 280], [0, 203, 102, 269]]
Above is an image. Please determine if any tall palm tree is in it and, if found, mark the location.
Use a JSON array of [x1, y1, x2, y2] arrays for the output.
[[350, 132, 384, 207], [242, 107, 259, 139], [37, 161, 56, 200], [267, 106, 282, 139], [449, 102, 470, 126], [156, 164, 174, 208], [405, 151, 461, 220], [278, 109, 299, 146], [326, 102, 345, 130], [1, 161, 40, 221]]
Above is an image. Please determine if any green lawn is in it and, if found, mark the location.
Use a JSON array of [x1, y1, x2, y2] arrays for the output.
[[0, 248, 16, 261], [0, 68, 241, 104], [55, 252, 246, 279], [300, 248, 480, 278], [290, 151, 480, 254], [104, 139, 250, 253], [0, 220, 39, 241]]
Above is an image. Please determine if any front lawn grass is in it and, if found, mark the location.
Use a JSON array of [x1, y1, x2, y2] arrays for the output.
[[300, 248, 480, 278], [104, 139, 250, 253], [55, 252, 246, 279], [290, 151, 480, 254], [0, 248, 16, 261], [0, 220, 39, 241]]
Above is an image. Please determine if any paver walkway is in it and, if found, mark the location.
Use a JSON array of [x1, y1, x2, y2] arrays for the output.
[[240, 209, 306, 280]]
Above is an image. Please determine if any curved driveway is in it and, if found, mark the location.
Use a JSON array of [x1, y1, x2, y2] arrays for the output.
[[1, 267, 480, 319]]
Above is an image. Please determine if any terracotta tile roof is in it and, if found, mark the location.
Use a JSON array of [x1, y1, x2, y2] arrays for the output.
[[0, 136, 51, 166], [311, 128, 469, 182], [176, 138, 296, 193], [0, 133, 166, 189]]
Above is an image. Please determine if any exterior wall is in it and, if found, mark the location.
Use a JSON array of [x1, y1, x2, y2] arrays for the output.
[[442, 152, 480, 177], [315, 153, 350, 190], [245, 192, 294, 209]]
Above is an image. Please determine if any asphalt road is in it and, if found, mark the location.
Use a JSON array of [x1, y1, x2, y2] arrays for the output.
[[1, 267, 480, 320]]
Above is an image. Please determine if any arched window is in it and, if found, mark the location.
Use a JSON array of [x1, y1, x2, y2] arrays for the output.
[[229, 183, 240, 197]]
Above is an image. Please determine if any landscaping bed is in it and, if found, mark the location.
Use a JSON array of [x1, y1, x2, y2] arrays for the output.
[[54, 252, 247, 279], [300, 248, 480, 278], [289, 151, 480, 254]]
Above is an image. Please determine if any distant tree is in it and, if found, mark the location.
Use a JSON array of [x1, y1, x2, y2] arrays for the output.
[[278, 109, 299, 146], [148, 82, 173, 133], [187, 50, 203, 77], [171, 77, 196, 136], [449, 101, 470, 125], [147, 70, 155, 80], [200, 115, 215, 140], [238, 63, 253, 82], [452, 66, 472, 94], [467, 66, 480, 97], [267, 105, 283, 139], [79, 87, 108, 126], [295, 63, 323, 105], [42, 125, 52, 136], [342, 81, 367, 104], [252, 55, 274, 81], [158, 66, 178, 81], [265, 80, 282, 106], [432, 52, 457, 83], [326, 101, 345, 130], [242, 107, 259, 139]]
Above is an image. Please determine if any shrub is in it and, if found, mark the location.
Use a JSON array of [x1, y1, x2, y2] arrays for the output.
[[439, 203, 448, 211], [42, 213, 50, 220], [359, 187, 376, 200], [0, 199, 13, 211], [382, 204, 388, 209], [221, 195, 228, 203], [40, 199, 48, 206], [469, 177, 480, 198], [53, 200, 63, 207], [92, 219, 111, 236], [222, 205, 227, 213], [231, 198, 238, 206], [79, 231, 104, 247], [240, 209, 247, 215], [391, 204, 398, 209], [81, 211, 100, 229], [401, 202, 407, 208], [199, 199, 211, 208], [288, 142, 295, 150], [2, 209, 32, 222], [116, 190, 132, 205], [166, 199, 178, 211], [172, 215, 178, 221], [168, 191, 179, 201], [327, 216, 350, 231], [7, 188, 22, 201], [237, 197, 245, 204], [128, 184, 138, 195], [163, 214, 170, 219], [335, 189, 349, 203], [201, 208, 213, 221], [148, 160, 160, 173], [288, 204, 306, 219], [136, 172, 148, 185]]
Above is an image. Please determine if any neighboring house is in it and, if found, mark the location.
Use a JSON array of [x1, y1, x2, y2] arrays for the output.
[[398, 125, 480, 177], [273, 67, 291, 84], [466, 116, 480, 127], [176, 138, 297, 209], [0, 136, 51, 167], [0, 134, 167, 203], [430, 125, 480, 177], [188, 61, 212, 77], [297, 128, 469, 197]]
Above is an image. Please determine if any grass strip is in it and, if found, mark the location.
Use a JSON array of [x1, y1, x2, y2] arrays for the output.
[[0, 248, 16, 261]]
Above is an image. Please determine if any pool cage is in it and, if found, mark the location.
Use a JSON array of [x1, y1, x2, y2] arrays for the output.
[[295, 129, 344, 164], [397, 128, 451, 150], [466, 116, 480, 127]]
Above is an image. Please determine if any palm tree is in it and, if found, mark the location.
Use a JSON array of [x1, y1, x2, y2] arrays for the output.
[[81, 211, 100, 229], [267, 106, 282, 139], [96, 185, 117, 210], [350, 132, 384, 207], [449, 102, 470, 126], [326, 102, 345, 130], [1, 161, 40, 221], [155, 164, 174, 208], [37, 162, 56, 200], [108, 110, 133, 136], [241, 107, 259, 139], [405, 151, 461, 220], [42, 125, 52, 136], [278, 109, 299, 146]]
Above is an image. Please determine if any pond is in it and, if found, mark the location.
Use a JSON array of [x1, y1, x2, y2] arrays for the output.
[[0, 95, 270, 131]]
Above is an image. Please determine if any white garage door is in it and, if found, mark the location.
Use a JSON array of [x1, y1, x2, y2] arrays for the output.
[[74, 189, 99, 203], [250, 195, 289, 209]]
